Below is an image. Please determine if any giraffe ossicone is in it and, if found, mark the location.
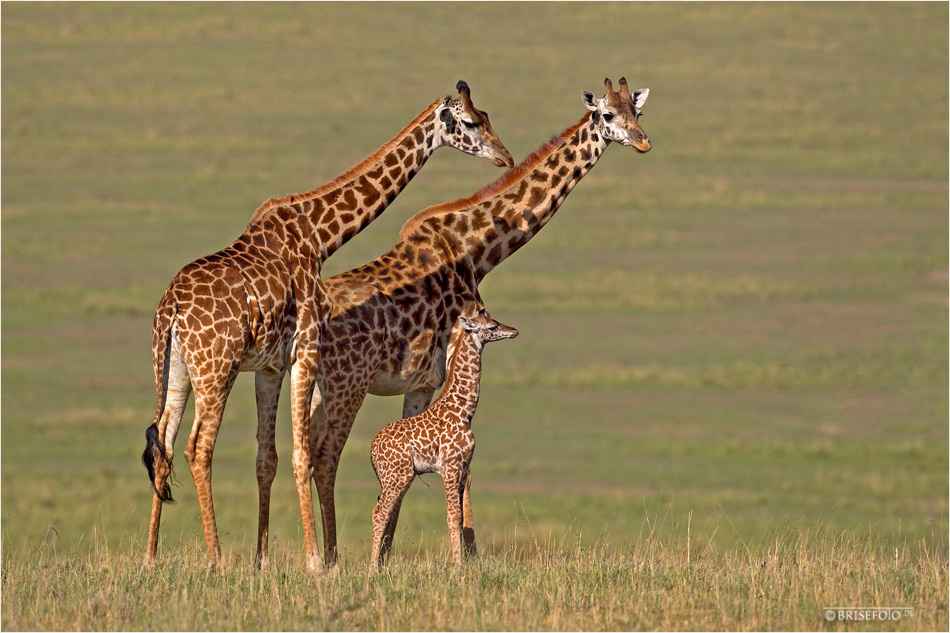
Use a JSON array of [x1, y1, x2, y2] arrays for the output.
[[140, 81, 513, 569]]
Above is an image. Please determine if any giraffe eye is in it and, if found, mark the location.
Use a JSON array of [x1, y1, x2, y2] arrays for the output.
[[462, 120, 477, 129], [602, 113, 614, 123]]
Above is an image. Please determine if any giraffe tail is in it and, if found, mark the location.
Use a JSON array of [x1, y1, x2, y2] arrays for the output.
[[142, 288, 177, 503]]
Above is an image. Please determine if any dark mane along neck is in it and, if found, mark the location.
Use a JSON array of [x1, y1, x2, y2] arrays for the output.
[[249, 98, 443, 226], [399, 112, 593, 239]]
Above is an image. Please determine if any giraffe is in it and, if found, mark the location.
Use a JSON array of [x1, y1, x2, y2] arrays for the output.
[[310, 77, 651, 565], [140, 81, 513, 570], [370, 304, 518, 569]]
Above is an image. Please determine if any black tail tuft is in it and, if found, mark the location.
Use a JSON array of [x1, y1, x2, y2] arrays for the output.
[[142, 423, 174, 503]]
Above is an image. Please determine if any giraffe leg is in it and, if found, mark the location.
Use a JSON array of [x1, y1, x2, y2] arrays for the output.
[[311, 372, 374, 567], [145, 346, 192, 564], [442, 466, 465, 564], [254, 370, 283, 569], [462, 469, 478, 558], [313, 457, 341, 566], [289, 349, 322, 572], [380, 495, 405, 562], [185, 370, 239, 561], [371, 469, 413, 571]]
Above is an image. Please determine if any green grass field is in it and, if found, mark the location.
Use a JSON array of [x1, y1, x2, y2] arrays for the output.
[[2, 3, 947, 630]]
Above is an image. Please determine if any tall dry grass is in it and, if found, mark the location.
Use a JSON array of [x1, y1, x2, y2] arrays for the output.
[[3, 523, 946, 631]]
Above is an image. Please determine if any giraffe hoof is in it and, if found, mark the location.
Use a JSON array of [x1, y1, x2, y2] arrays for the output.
[[306, 553, 325, 575]]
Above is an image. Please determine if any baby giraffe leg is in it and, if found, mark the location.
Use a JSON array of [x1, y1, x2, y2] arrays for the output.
[[380, 495, 406, 562], [371, 469, 413, 570], [462, 470, 477, 557], [442, 468, 466, 564]]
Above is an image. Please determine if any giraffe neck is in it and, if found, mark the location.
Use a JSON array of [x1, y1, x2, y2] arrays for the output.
[[468, 113, 607, 278], [250, 100, 444, 263], [438, 329, 483, 423], [396, 112, 608, 280]]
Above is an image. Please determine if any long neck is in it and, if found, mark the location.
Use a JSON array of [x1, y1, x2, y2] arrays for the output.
[[439, 330, 483, 420], [250, 100, 443, 263], [468, 114, 607, 278], [396, 113, 608, 281]]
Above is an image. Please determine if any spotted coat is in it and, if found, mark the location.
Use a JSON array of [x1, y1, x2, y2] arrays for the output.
[[142, 82, 512, 570], [309, 78, 652, 564], [369, 306, 518, 567]]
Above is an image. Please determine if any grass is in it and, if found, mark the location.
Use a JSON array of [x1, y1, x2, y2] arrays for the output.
[[2, 2, 948, 630], [3, 522, 946, 631]]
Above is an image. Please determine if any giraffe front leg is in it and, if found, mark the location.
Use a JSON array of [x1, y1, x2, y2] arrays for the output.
[[290, 349, 322, 572], [442, 468, 465, 564], [254, 370, 283, 570]]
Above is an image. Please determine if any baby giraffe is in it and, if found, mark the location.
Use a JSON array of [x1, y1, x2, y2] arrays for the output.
[[370, 304, 518, 569]]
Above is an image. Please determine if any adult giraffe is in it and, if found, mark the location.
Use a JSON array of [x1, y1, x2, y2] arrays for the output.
[[308, 77, 651, 565], [141, 81, 512, 570]]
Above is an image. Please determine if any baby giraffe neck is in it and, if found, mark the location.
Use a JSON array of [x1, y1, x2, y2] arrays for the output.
[[439, 332, 483, 423]]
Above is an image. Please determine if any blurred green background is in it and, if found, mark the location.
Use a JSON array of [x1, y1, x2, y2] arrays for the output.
[[2, 3, 946, 563]]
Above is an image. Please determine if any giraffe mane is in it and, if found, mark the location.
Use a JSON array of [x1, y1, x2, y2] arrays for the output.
[[399, 112, 593, 239], [249, 98, 445, 225]]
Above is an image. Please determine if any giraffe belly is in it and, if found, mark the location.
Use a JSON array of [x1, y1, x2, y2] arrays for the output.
[[368, 370, 424, 396], [412, 451, 441, 475], [240, 335, 293, 373], [368, 341, 447, 396]]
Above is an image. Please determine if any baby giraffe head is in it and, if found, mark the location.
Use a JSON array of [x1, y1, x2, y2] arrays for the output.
[[458, 305, 519, 349]]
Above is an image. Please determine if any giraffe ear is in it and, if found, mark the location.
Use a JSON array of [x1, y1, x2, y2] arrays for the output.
[[581, 91, 598, 111], [458, 316, 478, 332], [632, 88, 650, 109]]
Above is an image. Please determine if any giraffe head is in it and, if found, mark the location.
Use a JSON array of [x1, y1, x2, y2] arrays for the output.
[[458, 304, 519, 347], [582, 77, 651, 153], [437, 81, 514, 168]]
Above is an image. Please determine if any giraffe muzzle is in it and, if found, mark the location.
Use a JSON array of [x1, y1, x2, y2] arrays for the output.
[[491, 146, 515, 168]]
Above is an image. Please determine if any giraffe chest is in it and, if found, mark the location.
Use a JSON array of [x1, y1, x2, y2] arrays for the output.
[[408, 426, 475, 475]]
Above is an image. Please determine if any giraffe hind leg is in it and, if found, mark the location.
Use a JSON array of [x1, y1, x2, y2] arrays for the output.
[[143, 424, 174, 502], [185, 366, 241, 561], [312, 370, 375, 567], [254, 369, 283, 569], [145, 341, 192, 563], [371, 468, 413, 570], [462, 469, 477, 558]]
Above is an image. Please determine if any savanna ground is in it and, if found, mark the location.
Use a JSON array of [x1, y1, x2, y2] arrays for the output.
[[2, 3, 947, 630]]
